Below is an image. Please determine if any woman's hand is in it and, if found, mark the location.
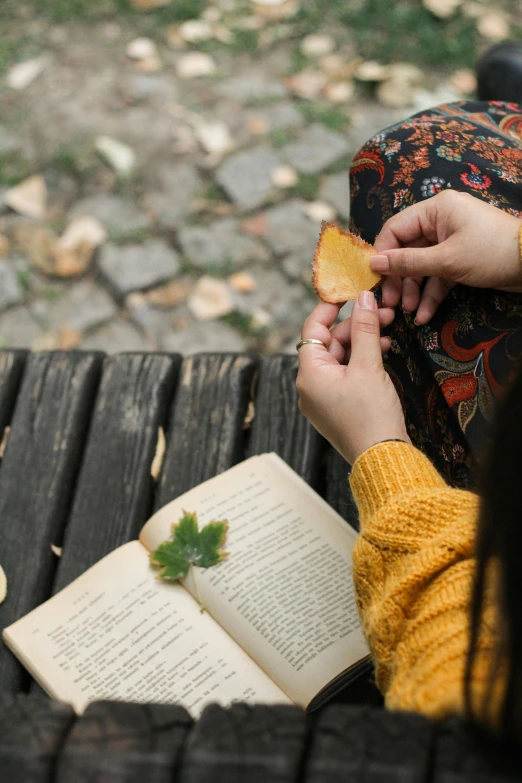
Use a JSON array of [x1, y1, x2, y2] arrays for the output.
[[371, 190, 522, 324], [296, 292, 410, 466]]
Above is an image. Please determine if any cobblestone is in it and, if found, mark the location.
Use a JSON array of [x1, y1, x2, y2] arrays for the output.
[[281, 124, 351, 174], [179, 218, 269, 270], [69, 195, 152, 237], [216, 146, 281, 210], [99, 240, 180, 296], [0, 260, 24, 312]]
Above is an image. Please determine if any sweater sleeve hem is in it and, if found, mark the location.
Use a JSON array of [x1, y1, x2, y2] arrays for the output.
[[350, 441, 448, 520]]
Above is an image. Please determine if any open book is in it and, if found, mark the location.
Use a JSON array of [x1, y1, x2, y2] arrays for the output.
[[3, 453, 370, 718]]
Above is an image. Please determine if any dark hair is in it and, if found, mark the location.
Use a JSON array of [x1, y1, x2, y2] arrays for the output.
[[467, 361, 522, 740]]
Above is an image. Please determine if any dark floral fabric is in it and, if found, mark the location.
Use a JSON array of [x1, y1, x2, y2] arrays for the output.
[[349, 101, 522, 488]]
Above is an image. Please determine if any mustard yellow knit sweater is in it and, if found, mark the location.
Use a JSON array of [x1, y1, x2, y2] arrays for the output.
[[349, 440, 501, 722]]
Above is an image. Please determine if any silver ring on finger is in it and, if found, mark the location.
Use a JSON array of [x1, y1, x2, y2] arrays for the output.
[[296, 338, 328, 351]]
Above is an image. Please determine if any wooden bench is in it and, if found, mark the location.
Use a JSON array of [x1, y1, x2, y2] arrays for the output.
[[0, 348, 520, 782]]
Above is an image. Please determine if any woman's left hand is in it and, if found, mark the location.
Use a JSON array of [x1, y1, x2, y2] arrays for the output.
[[296, 291, 410, 465]]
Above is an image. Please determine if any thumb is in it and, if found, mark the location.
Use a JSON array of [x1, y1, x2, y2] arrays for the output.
[[371, 243, 449, 279], [350, 291, 383, 368]]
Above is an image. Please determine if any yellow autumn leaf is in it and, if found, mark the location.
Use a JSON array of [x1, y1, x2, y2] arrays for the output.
[[312, 222, 381, 303]]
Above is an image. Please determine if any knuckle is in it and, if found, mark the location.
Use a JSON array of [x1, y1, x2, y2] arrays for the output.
[[354, 316, 379, 336], [397, 250, 419, 276]]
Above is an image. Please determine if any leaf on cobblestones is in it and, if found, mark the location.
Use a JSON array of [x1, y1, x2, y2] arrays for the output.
[[313, 222, 381, 303], [6, 55, 50, 90], [6, 175, 47, 221], [176, 52, 217, 78], [144, 280, 193, 307], [53, 215, 107, 277], [179, 20, 214, 42], [450, 69, 477, 94], [0, 565, 6, 604], [188, 276, 233, 320], [423, 0, 462, 19], [228, 271, 257, 292], [300, 34, 335, 58], [354, 60, 391, 82], [252, 0, 300, 21], [51, 545, 62, 557], [325, 81, 354, 103], [151, 426, 166, 480], [271, 164, 299, 188], [304, 201, 336, 222], [95, 136, 136, 177], [286, 69, 326, 99], [131, 0, 171, 9], [0, 233, 9, 258], [240, 213, 269, 237], [0, 427, 9, 459], [476, 11, 509, 41], [126, 37, 157, 60], [194, 119, 232, 155]]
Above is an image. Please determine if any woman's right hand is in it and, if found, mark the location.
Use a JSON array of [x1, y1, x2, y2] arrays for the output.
[[371, 190, 522, 325]]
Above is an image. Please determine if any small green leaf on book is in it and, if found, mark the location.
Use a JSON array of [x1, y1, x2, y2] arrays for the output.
[[150, 511, 229, 583]]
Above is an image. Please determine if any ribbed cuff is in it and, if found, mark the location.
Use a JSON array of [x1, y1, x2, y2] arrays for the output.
[[350, 441, 447, 521]]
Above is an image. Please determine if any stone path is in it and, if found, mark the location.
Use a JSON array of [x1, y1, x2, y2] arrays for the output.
[[0, 1, 485, 355]]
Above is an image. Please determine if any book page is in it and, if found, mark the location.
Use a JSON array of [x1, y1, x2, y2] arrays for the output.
[[140, 454, 368, 708], [3, 540, 291, 716]]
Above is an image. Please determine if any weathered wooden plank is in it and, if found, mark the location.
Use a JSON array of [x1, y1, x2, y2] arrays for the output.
[[305, 705, 433, 783], [156, 353, 257, 507], [53, 353, 181, 593], [0, 350, 27, 436], [323, 448, 359, 530], [247, 355, 325, 488], [433, 719, 522, 782], [0, 351, 103, 693], [0, 694, 73, 783], [181, 704, 306, 783], [56, 701, 192, 783]]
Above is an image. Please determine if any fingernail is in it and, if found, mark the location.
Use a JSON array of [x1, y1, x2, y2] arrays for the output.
[[358, 290, 376, 310], [371, 254, 390, 272]]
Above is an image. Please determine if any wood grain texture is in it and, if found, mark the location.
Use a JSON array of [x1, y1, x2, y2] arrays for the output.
[[0, 692, 73, 783], [53, 353, 181, 593], [0, 351, 103, 693], [306, 704, 433, 783], [323, 448, 359, 531], [247, 355, 325, 488], [433, 719, 522, 782], [156, 353, 257, 507], [56, 701, 192, 783], [0, 351, 27, 436], [181, 704, 307, 783]]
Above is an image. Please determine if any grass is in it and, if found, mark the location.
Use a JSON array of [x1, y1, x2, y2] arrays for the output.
[[0, 0, 204, 25], [0, 151, 31, 186], [268, 128, 295, 149], [298, 103, 349, 132], [288, 173, 320, 201]]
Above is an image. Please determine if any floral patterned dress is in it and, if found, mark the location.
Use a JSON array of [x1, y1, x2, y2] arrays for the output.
[[349, 101, 522, 488]]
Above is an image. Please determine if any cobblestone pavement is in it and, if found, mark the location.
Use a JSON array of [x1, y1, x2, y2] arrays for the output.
[[0, 1, 506, 355]]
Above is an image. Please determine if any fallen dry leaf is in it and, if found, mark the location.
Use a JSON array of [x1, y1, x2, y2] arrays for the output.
[[6, 55, 50, 90], [213, 24, 234, 44], [228, 271, 257, 293], [271, 164, 299, 188], [319, 54, 351, 79], [313, 222, 381, 303], [248, 117, 269, 135], [95, 136, 136, 177], [286, 69, 326, 99], [304, 201, 336, 223], [354, 60, 391, 82], [461, 0, 484, 18], [144, 280, 193, 307], [187, 276, 233, 320], [6, 175, 47, 221], [324, 81, 354, 103], [252, 0, 299, 21], [423, 0, 462, 19], [251, 307, 272, 328], [476, 11, 509, 41], [51, 545, 63, 557], [243, 400, 255, 430], [240, 213, 269, 238], [450, 68, 477, 94], [300, 34, 335, 58], [377, 78, 415, 108], [193, 119, 232, 155], [57, 327, 83, 349], [0, 233, 10, 257], [53, 215, 107, 277], [176, 52, 217, 78], [0, 565, 6, 604], [126, 37, 158, 60], [0, 426, 10, 459], [130, 0, 171, 9], [151, 426, 166, 480], [15, 224, 57, 274], [179, 19, 214, 42]]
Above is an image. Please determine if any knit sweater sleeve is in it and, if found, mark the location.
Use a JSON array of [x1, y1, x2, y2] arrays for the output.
[[349, 441, 496, 720]]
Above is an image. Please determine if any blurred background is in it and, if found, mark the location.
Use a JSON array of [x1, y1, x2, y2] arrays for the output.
[[0, 0, 520, 355]]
